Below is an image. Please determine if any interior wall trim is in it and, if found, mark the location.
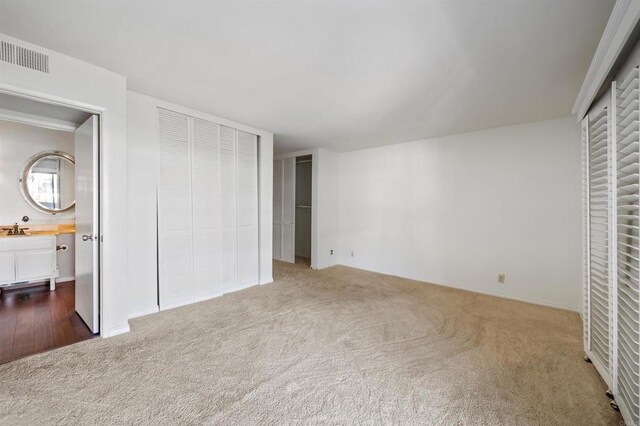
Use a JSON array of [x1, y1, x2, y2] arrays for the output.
[[573, 0, 640, 119], [0, 108, 77, 132]]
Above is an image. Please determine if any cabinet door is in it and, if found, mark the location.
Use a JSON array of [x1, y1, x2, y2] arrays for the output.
[[15, 250, 54, 281], [0, 253, 14, 283]]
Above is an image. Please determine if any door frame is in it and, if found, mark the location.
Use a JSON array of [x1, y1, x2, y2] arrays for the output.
[[0, 85, 104, 337], [274, 149, 315, 268]]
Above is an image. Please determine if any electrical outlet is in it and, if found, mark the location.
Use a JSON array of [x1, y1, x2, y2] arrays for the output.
[[351, 251, 354, 257], [497, 274, 506, 284], [330, 249, 334, 255]]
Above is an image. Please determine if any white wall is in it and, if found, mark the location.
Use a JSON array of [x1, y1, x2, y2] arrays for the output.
[[0, 120, 76, 281], [126, 92, 159, 318], [126, 90, 274, 319], [313, 148, 341, 269], [338, 116, 582, 311], [0, 34, 129, 336]]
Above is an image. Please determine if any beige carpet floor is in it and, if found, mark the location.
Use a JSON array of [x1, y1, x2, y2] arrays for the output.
[[0, 261, 621, 425]]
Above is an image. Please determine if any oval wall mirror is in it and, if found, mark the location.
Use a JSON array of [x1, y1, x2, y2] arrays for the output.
[[20, 151, 75, 215]]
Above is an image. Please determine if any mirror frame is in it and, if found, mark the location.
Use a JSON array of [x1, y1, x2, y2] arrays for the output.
[[19, 150, 76, 215]]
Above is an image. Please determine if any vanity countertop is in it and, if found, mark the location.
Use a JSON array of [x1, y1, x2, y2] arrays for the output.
[[0, 223, 75, 238]]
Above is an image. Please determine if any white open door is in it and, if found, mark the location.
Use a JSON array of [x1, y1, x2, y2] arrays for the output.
[[281, 157, 296, 263], [75, 115, 99, 333], [273, 158, 296, 263]]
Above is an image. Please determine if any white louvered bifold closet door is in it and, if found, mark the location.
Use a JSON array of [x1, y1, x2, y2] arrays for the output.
[[615, 65, 640, 425], [281, 157, 296, 263], [220, 125, 238, 293], [586, 99, 613, 386], [191, 118, 221, 301], [273, 159, 283, 260], [158, 109, 193, 309], [236, 130, 259, 288], [158, 111, 260, 309]]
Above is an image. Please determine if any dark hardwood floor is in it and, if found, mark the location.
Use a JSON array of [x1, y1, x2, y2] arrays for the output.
[[0, 281, 94, 364]]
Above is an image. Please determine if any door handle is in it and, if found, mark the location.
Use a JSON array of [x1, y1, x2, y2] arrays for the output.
[[82, 234, 94, 242]]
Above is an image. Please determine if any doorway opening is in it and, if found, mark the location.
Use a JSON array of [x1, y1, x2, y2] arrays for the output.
[[273, 153, 313, 267], [0, 92, 101, 364], [294, 155, 312, 267]]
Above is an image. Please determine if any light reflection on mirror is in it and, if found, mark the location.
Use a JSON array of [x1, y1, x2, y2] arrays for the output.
[[22, 153, 75, 214]]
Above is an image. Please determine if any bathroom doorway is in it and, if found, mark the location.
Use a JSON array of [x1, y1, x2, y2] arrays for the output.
[[0, 93, 101, 363]]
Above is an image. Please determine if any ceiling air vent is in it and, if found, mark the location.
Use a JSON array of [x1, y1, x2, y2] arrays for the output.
[[0, 40, 49, 73]]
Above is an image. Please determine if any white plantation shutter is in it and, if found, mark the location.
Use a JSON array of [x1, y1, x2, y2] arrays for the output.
[[236, 130, 259, 288], [157, 111, 261, 308], [583, 64, 640, 426], [220, 125, 238, 293], [615, 66, 640, 425], [583, 116, 592, 355], [191, 118, 221, 300], [158, 109, 193, 309], [587, 99, 613, 385]]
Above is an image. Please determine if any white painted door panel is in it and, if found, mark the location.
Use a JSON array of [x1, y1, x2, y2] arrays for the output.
[[220, 125, 237, 292], [193, 230, 221, 300], [0, 253, 14, 283], [75, 114, 99, 333], [236, 131, 259, 287], [281, 157, 295, 263], [272, 223, 281, 260], [159, 231, 193, 306], [158, 109, 193, 309], [191, 118, 221, 300], [220, 228, 237, 293], [157, 112, 260, 306], [282, 224, 294, 262], [237, 226, 259, 288], [272, 160, 283, 260]]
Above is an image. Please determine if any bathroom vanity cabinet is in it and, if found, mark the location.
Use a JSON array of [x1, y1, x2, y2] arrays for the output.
[[0, 235, 58, 290]]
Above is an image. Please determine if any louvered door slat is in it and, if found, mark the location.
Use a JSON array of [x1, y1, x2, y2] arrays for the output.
[[587, 99, 613, 383], [236, 130, 259, 288], [192, 118, 221, 300], [616, 66, 640, 425], [220, 125, 237, 292], [281, 157, 296, 263], [158, 109, 193, 309]]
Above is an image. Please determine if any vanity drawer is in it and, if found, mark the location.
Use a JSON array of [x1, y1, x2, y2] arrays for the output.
[[0, 236, 55, 251]]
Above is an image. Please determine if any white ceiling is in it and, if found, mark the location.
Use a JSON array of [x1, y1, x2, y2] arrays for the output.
[[0, 0, 614, 153]]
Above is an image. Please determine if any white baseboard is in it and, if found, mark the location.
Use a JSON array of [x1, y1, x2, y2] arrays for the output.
[[104, 324, 130, 337], [57, 276, 75, 283], [128, 306, 160, 320], [194, 292, 223, 303], [260, 277, 273, 285], [338, 263, 579, 313], [159, 298, 194, 311]]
